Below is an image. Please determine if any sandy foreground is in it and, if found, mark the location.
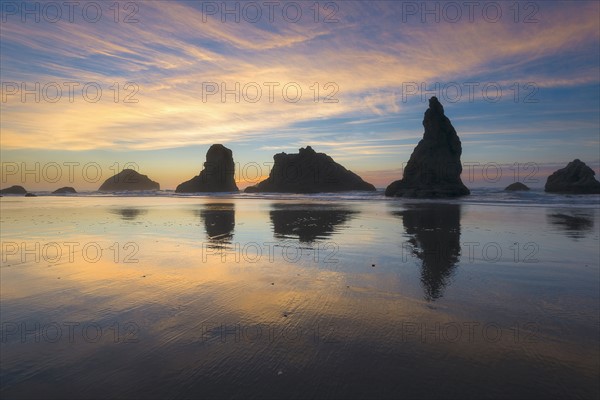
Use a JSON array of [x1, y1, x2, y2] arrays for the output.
[[1, 196, 598, 399]]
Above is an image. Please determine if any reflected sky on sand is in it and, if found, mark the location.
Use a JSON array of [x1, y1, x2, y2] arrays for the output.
[[0, 197, 598, 399]]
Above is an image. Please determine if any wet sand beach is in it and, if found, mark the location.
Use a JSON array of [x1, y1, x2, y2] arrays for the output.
[[1, 194, 599, 399]]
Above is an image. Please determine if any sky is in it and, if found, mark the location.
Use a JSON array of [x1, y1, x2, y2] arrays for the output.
[[1, 0, 599, 190]]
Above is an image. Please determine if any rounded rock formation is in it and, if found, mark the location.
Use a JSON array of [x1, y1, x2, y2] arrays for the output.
[[53, 186, 77, 194], [0, 185, 27, 195], [505, 182, 530, 191], [98, 169, 160, 191], [545, 159, 600, 194], [244, 146, 375, 193]]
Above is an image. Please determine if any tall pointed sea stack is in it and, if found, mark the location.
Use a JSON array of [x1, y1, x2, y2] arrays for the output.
[[176, 144, 238, 193], [385, 97, 470, 198]]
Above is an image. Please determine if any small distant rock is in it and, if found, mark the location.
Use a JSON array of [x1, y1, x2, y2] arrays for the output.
[[0, 185, 27, 195], [25, 193, 37, 197], [505, 182, 530, 191], [545, 159, 600, 194], [98, 169, 160, 191], [53, 186, 77, 194]]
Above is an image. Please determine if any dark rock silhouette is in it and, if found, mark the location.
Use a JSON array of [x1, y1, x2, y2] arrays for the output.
[[176, 144, 238, 193], [544, 159, 600, 194], [25, 193, 37, 197], [270, 203, 357, 242], [505, 182, 530, 191], [547, 210, 595, 239], [245, 146, 375, 193], [0, 185, 27, 195], [53, 186, 77, 194], [385, 97, 470, 198], [394, 204, 461, 301], [98, 169, 159, 191], [196, 203, 235, 245]]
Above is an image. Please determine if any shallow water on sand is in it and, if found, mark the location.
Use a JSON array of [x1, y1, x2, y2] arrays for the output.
[[1, 196, 599, 399]]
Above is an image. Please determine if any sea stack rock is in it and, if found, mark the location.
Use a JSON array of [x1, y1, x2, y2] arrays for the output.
[[245, 146, 375, 193], [98, 169, 159, 191], [53, 186, 77, 194], [176, 144, 238, 193], [544, 159, 600, 194], [385, 97, 470, 198], [0, 185, 27, 195], [505, 182, 530, 191]]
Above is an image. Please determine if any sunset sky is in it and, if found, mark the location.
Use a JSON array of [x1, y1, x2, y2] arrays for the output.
[[1, 0, 599, 190]]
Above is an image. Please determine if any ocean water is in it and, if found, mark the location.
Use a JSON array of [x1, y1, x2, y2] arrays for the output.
[[1, 191, 599, 399], [13, 187, 600, 207]]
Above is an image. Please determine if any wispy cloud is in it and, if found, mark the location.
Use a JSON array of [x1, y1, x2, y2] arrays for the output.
[[1, 0, 598, 185]]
